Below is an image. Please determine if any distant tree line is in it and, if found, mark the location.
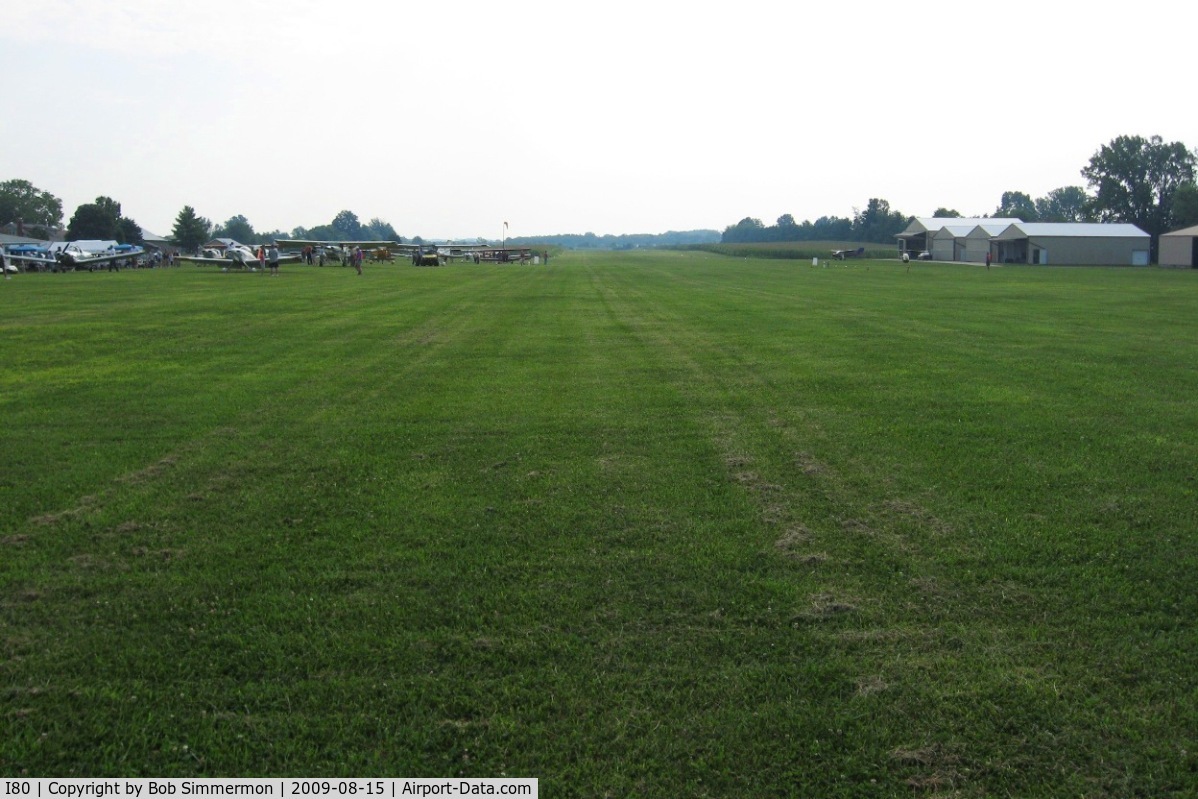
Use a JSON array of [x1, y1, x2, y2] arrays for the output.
[[168, 208, 404, 253], [505, 230, 720, 250], [6, 134, 1196, 259], [722, 199, 908, 245], [722, 134, 1198, 259]]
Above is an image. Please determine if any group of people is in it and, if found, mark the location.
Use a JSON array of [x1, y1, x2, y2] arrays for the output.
[[252, 244, 281, 276]]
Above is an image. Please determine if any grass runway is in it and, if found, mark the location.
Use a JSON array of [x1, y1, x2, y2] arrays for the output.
[[2, 253, 1197, 795]]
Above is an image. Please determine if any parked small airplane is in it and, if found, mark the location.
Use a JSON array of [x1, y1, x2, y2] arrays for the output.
[[180, 242, 298, 270], [4, 240, 144, 271], [408, 244, 532, 266], [473, 247, 537, 264], [831, 246, 866, 260], [273, 239, 411, 266]]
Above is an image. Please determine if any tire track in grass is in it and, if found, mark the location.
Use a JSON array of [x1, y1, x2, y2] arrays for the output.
[[583, 258, 985, 789], [588, 260, 956, 585]]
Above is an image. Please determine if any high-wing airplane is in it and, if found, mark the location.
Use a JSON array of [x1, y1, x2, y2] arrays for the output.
[[276, 239, 402, 251], [5, 240, 145, 271], [273, 239, 526, 267], [273, 239, 411, 266], [831, 246, 865, 260], [471, 247, 537, 264]]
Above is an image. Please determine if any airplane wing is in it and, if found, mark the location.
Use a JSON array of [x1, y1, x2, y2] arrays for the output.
[[179, 253, 300, 268], [58, 247, 145, 269], [276, 239, 407, 250], [5, 253, 57, 271]]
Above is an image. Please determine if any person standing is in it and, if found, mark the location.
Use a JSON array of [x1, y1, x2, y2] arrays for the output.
[[268, 243, 280, 276], [354, 246, 363, 275]]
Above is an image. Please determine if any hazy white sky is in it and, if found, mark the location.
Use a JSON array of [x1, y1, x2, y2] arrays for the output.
[[2, 0, 1193, 240]]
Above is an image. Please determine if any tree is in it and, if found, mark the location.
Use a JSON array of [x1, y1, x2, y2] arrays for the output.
[[171, 206, 212, 252], [776, 213, 797, 228], [1172, 182, 1198, 229], [331, 210, 363, 239], [1034, 186, 1094, 223], [304, 224, 337, 241], [720, 217, 765, 244], [0, 179, 64, 236], [994, 191, 1038, 221], [852, 198, 909, 243], [810, 215, 853, 241], [932, 207, 961, 218], [364, 217, 400, 241], [214, 214, 255, 243], [116, 217, 143, 246], [65, 197, 122, 240], [1081, 134, 1197, 257]]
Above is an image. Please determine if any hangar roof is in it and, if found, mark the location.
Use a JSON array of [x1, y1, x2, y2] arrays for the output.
[[930, 225, 976, 239], [996, 223, 1148, 239], [898, 217, 1023, 237]]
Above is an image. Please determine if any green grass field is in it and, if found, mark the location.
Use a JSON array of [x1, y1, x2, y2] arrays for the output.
[[2, 253, 1197, 796]]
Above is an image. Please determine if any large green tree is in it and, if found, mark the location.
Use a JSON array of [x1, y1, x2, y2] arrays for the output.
[[1172, 182, 1198, 229], [364, 217, 400, 241], [171, 206, 212, 252], [332, 210, 363, 239], [117, 217, 144, 246], [720, 217, 765, 244], [65, 196, 143, 245], [994, 190, 1038, 221], [0, 179, 64, 236], [852, 198, 909, 243], [1081, 134, 1197, 256], [65, 197, 121, 240], [1034, 186, 1094, 223], [213, 214, 255, 243]]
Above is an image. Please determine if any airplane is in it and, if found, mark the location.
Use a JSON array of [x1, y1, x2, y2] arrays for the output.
[[471, 247, 537, 264], [276, 238, 479, 267], [831, 246, 865, 260], [273, 238, 531, 267], [4, 240, 145, 271], [274, 239, 404, 265], [179, 242, 299, 270], [408, 244, 535, 266]]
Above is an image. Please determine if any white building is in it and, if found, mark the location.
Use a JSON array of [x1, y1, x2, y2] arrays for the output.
[[896, 218, 1023, 258], [897, 217, 1151, 265], [991, 223, 1150, 265], [1160, 225, 1198, 268]]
